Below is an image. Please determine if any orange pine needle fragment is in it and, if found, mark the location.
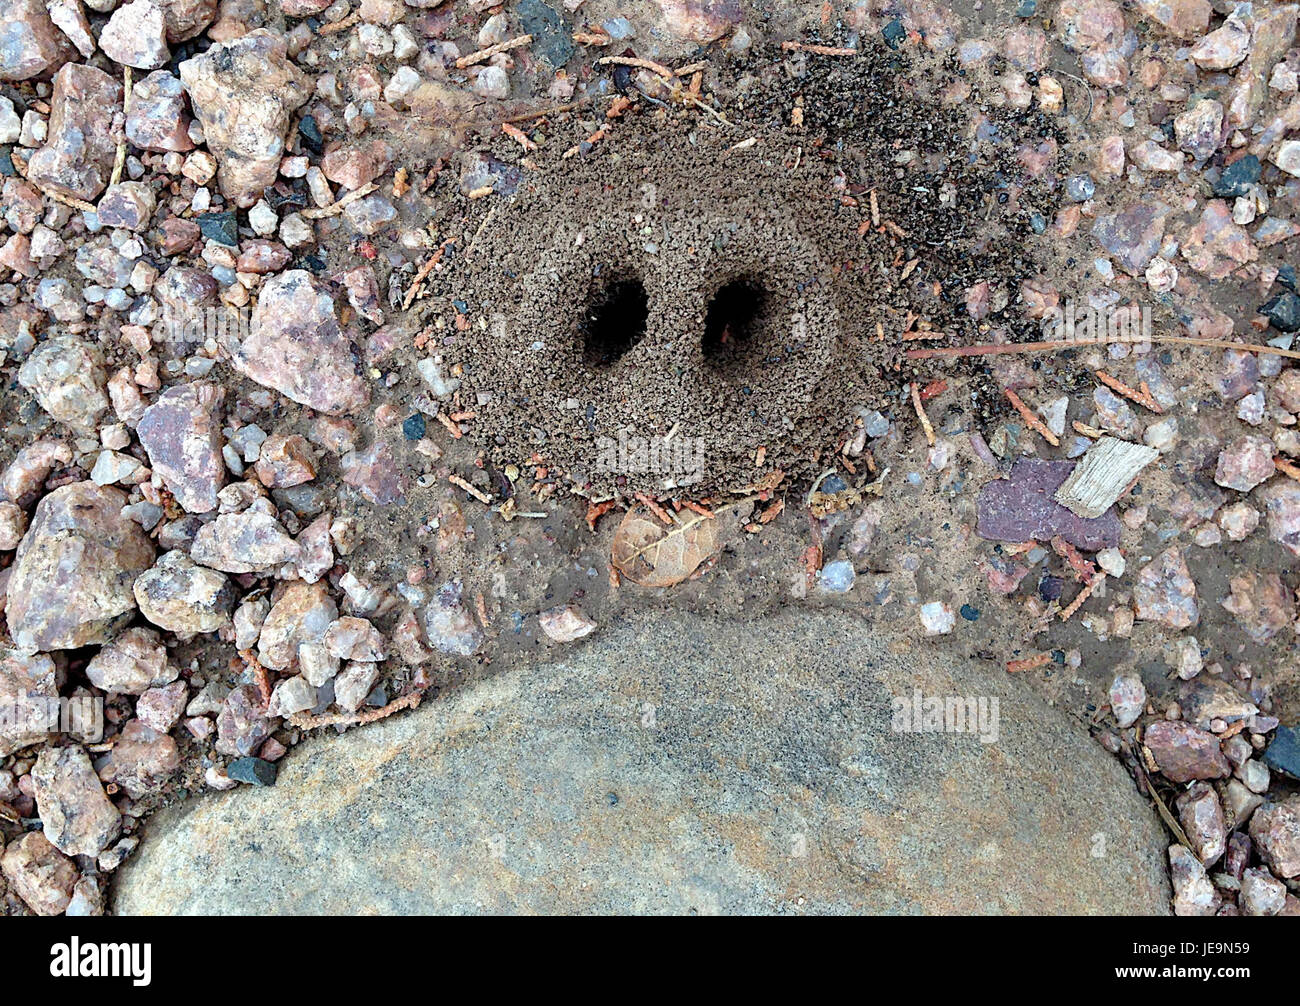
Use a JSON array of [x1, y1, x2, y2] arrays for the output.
[[239, 649, 273, 704], [1060, 573, 1106, 621], [744, 468, 785, 496], [448, 473, 491, 504], [919, 379, 947, 402], [634, 492, 674, 526], [780, 40, 859, 57], [435, 412, 462, 439], [910, 381, 935, 446], [1006, 652, 1052, 673], [586, 499, 617, 532], [563, 125, 609, 158], [681, 500, 716, 519], [595, 54, 676, 78], [290, 689, 426, 730], [1050, 535, 1096, 583], [401, 236, 455, 310], [1003, 387, 1060, 447], [501, 121, 537, 152], [455, 33, 533, 69], [317, 13, 359, 34], [802, 544, 822, 587], [1095, 371, 1162, 412]]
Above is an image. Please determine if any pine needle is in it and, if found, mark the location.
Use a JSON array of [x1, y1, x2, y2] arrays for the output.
[[906, 335, 1300, 362]]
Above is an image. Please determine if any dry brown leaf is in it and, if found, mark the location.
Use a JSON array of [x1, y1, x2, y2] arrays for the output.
[[611, 506, 719, 587]]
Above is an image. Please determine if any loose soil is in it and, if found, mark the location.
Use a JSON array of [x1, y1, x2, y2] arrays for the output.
[[410, 42, 1067, 497]]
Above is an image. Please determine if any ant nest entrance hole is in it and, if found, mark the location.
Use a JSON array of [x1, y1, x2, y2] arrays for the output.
[[701, 275, 784, 382], [580, 275, 650, 370]]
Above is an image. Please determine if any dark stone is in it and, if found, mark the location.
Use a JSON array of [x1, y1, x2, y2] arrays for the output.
[[295, 252, 327, 274], [298, 114, 324, 154], [959, 604, 980, 621], [820, 473, 848, 495], [612, 62, 632, 94], [267, 185, 307, 210], [1212, 154, 1260, 199], [517, 0, 573, 69], [1261, 292, 1300, 333], [227, 756, 278, 787], [272, 484, 328, 519], [198, 210, 238, 247], [1278, 264, 1297, 293], [1264, 725, 1300, 781], [1016, 0, 1038, 15], [976, 459, 1122, 550], [882, 18, 905, 49], [402, 413, 425, 440]]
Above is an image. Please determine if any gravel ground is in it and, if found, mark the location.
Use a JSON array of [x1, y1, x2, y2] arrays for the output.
[[0, 0, 1299, 916]]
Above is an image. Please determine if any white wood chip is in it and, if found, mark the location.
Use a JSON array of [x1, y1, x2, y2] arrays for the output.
[[1054, 436, 1159, 519]]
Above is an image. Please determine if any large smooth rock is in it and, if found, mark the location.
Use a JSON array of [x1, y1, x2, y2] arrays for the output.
[[114, 610, 1170, 915]]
